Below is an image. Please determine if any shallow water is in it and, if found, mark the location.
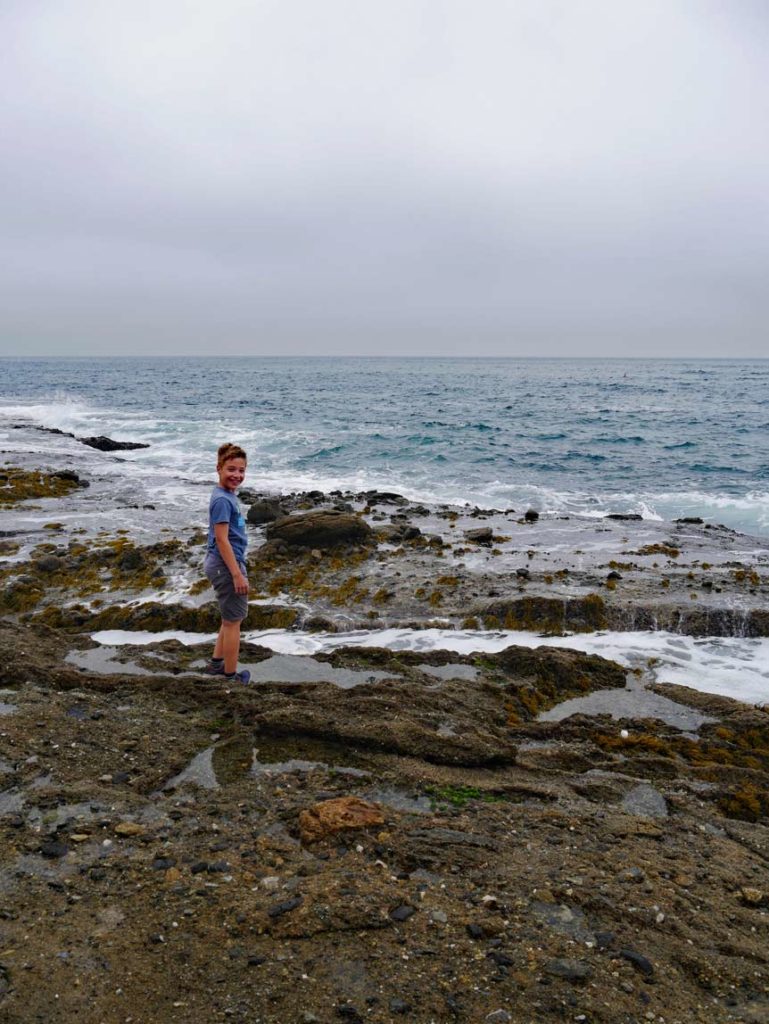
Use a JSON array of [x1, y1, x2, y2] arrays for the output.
[[92, 626, 769, 706]]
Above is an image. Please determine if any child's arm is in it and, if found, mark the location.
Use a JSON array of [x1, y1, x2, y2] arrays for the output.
[[213, 523, 249, 594]]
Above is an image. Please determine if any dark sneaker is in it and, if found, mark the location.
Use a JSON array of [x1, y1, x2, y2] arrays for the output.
[[203, 660, 226, 676], [224, 670, 251, 686]]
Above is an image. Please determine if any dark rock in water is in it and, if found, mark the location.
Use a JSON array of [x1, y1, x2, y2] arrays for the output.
[[524, 509, 539, 522], [605, 513, 643, 521], [607, 570, 623, 581], [363, 491, 408, 506], [266, 510, 373, 548], [676, 516, 704, 525], [79, 436, 150, 452], [515, 567, 531, 580], [619, 949, 654, 977], [52, 470, 89, 488], [247, 500, 284, 525], [464, 527, 493, 545]]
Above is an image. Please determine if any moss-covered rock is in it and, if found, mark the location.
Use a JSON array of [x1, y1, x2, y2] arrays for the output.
[[0, 466, 84, 506]]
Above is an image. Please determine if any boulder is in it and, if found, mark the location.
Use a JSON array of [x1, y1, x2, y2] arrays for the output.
[[524, 509, 540, 522], [464, 527, 493, 545], [79, 436, 150, 452], [265, 510, 373, 548], [246, 499, 283, 525], [363, 490, 408, 506], [299, 796, 384, 844]]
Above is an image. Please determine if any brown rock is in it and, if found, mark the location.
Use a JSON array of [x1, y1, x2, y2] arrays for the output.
[[114, 821, 147, 837], [299, 796, 384, 844]]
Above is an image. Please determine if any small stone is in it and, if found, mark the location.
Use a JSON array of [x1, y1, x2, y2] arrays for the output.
[[619, 948, 654, 977], [151, 858, 175, 871], [485, 1011, 512, 1023], [487, 951, 514, 968], [607, 570, 623, 580], [544, 958, 592, 982], [466, 923, 485, 939], [190, 861, 208, 874], [389, 998, 411, 1015], [389, 905, 416, 923], [621, 783, 668, 819], [430, 910, 447, 924], [248, 955, 267, 967], [267, 896, 303, 918], [40, 841, 69, 859], [114, 821, 146, 837], [515, 567, 531, 579], [740, 887, 765, 906], [69, 833, 91, 843], [618, 867, 645, 884], [261, 875, 280, 890]]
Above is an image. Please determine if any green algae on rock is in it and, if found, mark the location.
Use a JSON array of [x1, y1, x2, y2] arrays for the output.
[[0, 466, 86, 505]]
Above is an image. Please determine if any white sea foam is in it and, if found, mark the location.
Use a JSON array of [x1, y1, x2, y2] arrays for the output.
[[91, 627, 769, 706]]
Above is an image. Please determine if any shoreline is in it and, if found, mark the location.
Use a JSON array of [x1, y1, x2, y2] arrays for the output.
[[2, 445, 769, 1021]]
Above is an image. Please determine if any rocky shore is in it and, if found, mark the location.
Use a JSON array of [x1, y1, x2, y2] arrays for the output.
[[1, 454, 769, 1023]]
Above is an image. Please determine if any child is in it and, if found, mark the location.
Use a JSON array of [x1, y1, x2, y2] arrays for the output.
[[203, 442, 251, 684]]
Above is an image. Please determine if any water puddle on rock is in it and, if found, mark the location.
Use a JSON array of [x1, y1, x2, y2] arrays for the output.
[[164, 733, 375, 792], [537, 670, 715, 732], [65, 647, 154, 677], [239, 654, 398, 689], [162, 733, 432, 814]]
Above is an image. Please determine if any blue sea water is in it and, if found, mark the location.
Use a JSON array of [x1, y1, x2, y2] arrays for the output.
[[2, 356, 768, 535]]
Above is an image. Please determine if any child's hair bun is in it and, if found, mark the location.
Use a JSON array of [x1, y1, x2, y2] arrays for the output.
[[217, 442, 247, 466]]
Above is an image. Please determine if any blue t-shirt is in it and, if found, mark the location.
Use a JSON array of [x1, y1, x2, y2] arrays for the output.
[[207, 486, 248, 564]]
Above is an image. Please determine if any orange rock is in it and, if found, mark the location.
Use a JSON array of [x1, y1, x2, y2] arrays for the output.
[[299, 796, 384, 844]]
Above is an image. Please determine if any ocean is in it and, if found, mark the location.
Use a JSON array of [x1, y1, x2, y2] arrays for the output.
[[2, 356, 768, 536]]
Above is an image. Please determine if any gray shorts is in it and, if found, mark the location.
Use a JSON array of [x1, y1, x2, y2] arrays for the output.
[[205, 555, 248, 623]]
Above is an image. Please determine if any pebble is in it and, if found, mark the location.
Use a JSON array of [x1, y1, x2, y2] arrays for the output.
[[486, 1011, 512, 1023], [389, 998, 411, 1014], [389, 905, 416, 922], [430, 910, 447, 924], [544, 958, 592, 982], [619, 948, 654, 977], [268, 896, 303, 918], [740, 887, 764, 906], [622, 784, 668, 820], [114, 821, 146, 837], [40, 841, 69, 859]]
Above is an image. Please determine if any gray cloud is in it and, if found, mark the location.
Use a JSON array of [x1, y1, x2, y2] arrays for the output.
[[1, 0, 768, 355]]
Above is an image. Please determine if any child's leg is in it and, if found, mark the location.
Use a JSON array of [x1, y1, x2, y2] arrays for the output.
[[220, 619, 241, 675], [212, 623, 225, 661]]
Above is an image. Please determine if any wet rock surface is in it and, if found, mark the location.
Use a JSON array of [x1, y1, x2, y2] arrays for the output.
[[0, 619, 768, 1022], [1, 461, 769, 1021]]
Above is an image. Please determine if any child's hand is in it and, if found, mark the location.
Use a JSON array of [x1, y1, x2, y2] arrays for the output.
[[232, 571, 249, 594]]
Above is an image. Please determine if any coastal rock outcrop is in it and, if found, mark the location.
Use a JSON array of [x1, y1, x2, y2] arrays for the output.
[[265, 510, 373, 549], [78, 435, 150, 452]]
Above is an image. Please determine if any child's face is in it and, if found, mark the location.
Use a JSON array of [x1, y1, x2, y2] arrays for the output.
[[218, 457, 246, 493]]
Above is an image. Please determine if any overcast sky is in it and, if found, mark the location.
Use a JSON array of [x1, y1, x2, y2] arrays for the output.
[[1, 1, 767, 357]]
